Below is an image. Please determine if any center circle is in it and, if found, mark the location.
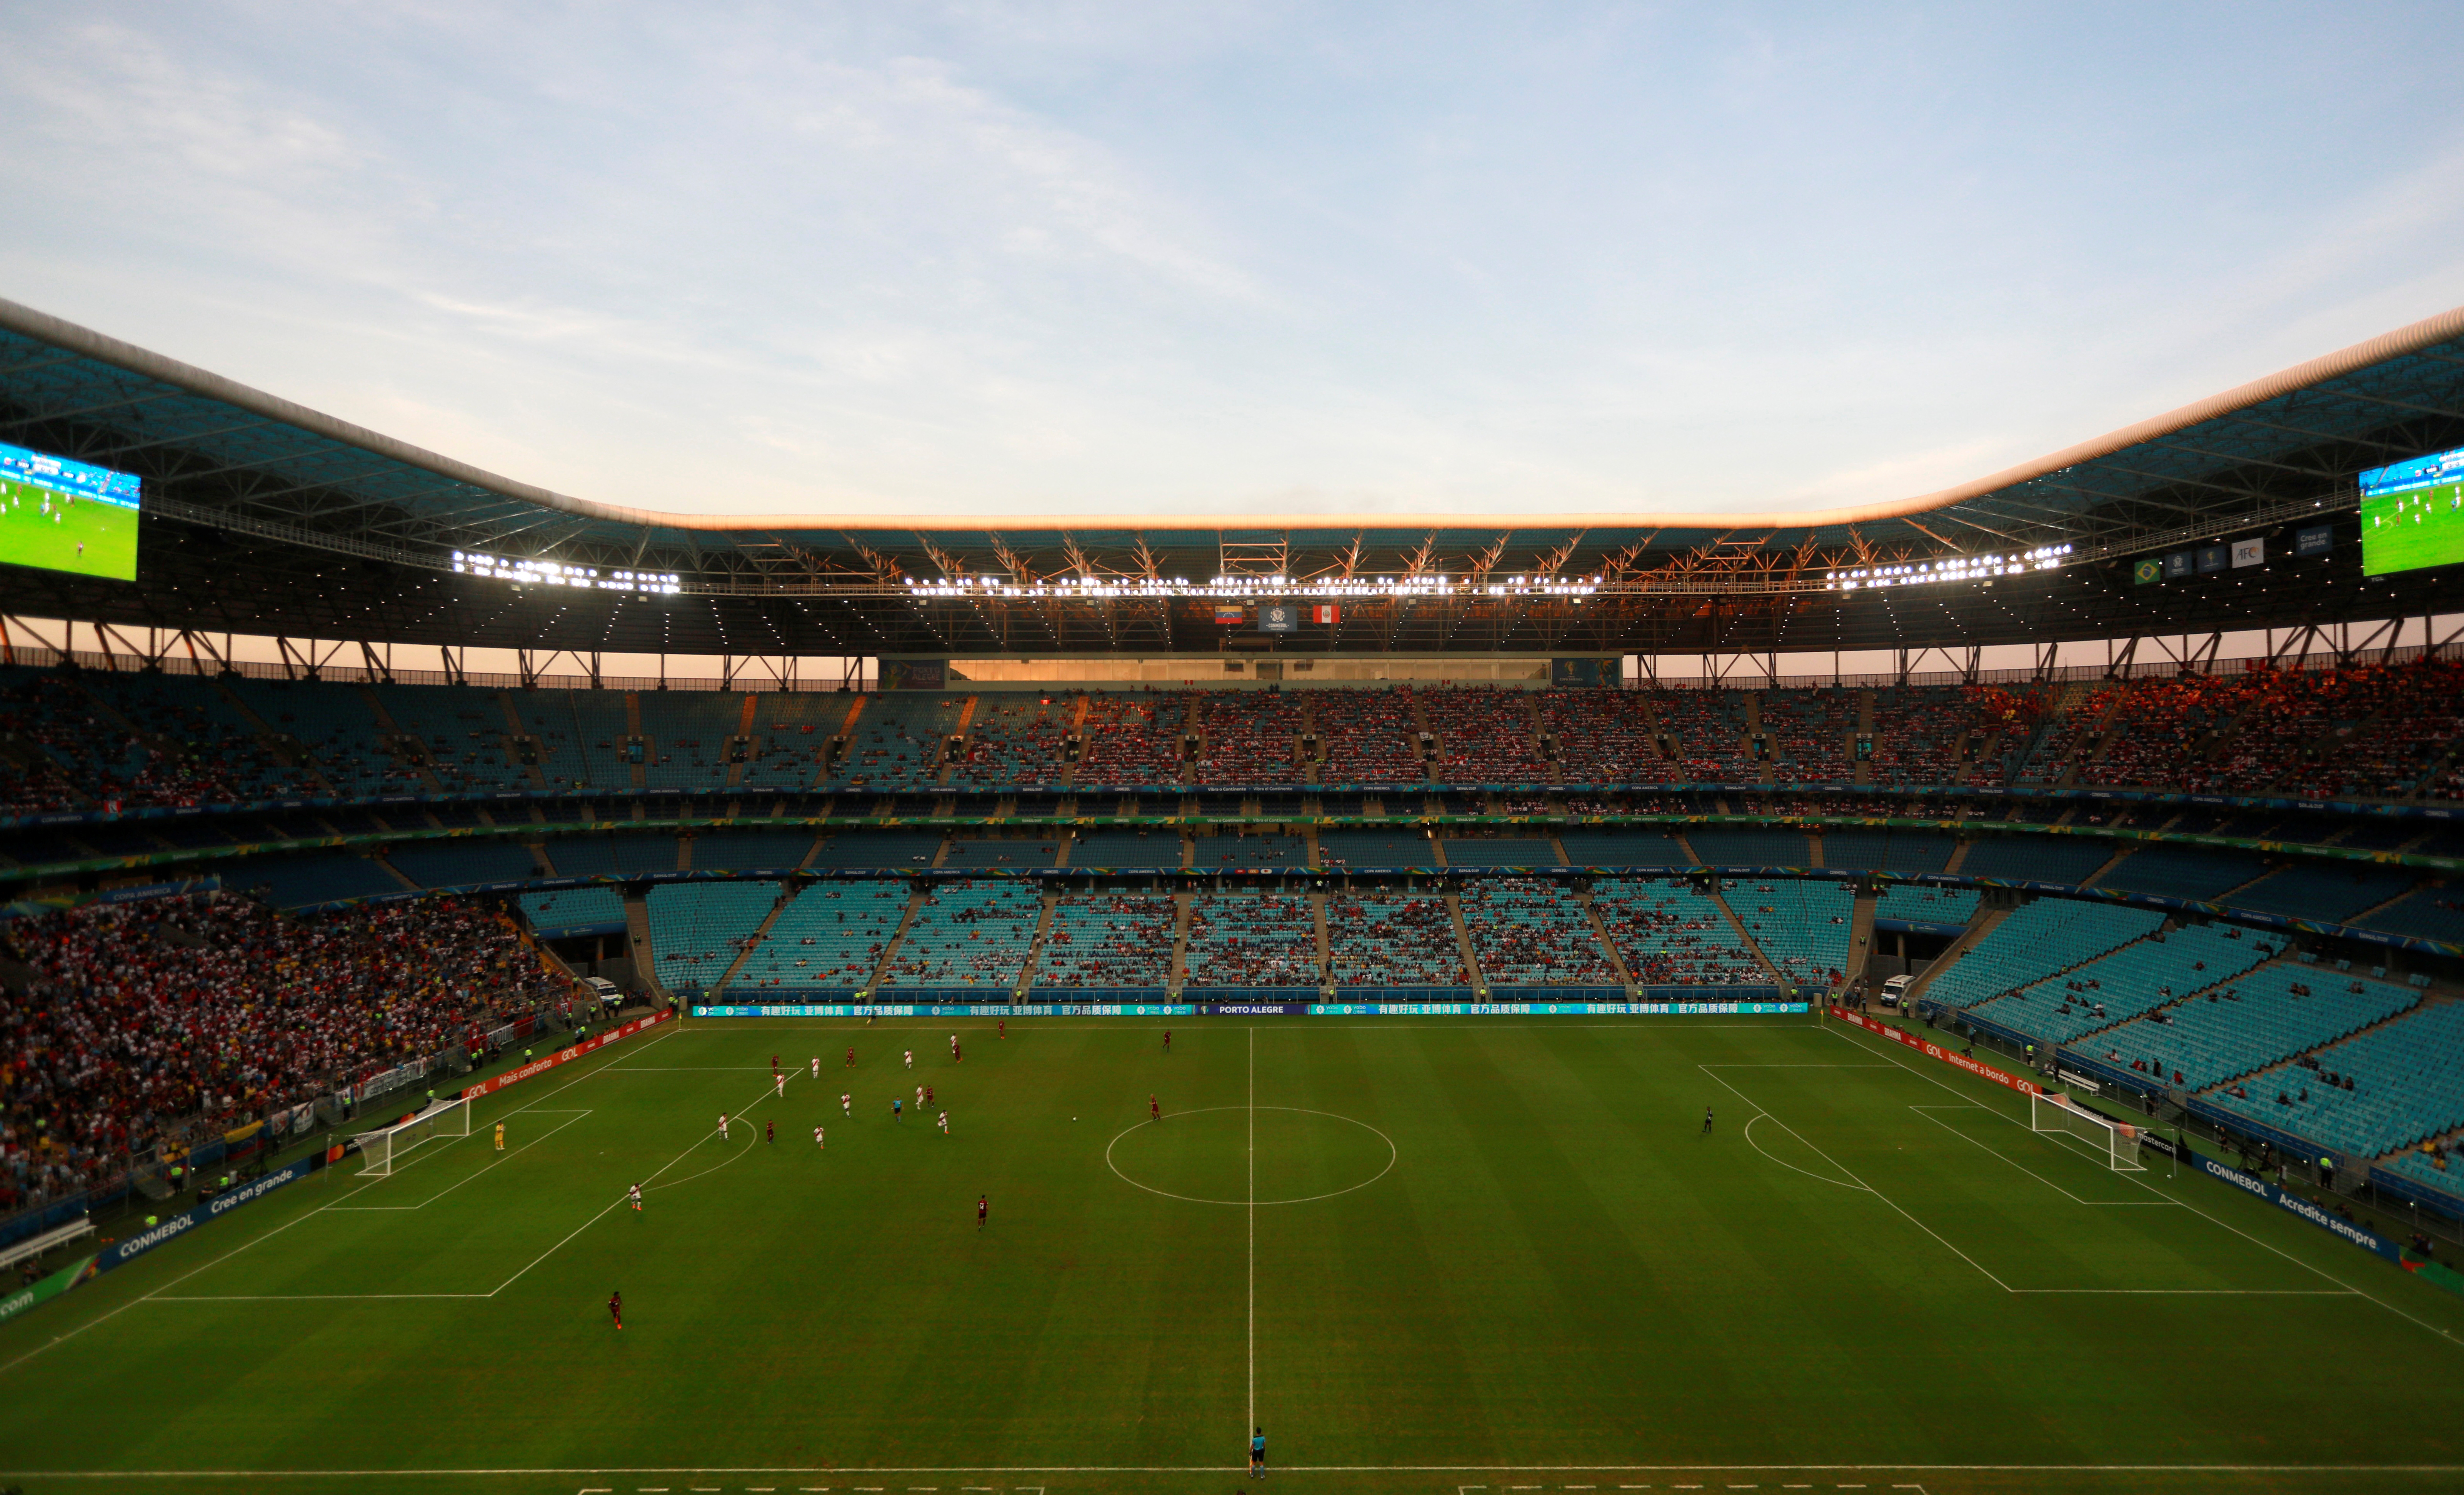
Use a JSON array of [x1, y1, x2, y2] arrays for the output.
[[1106, 1105, 1397, 1206]]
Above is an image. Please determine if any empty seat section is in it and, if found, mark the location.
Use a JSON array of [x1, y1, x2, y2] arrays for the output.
[[635, 691, 749, 791], [1326, 892, 1465, 986], [1727, 879, 1854, 986], [370, 684, 527, 791], [1924, 900, 2163, 1011], [1184, 892, 1320, 987], [1880, 885, 1982, 926], [740, 692, 843, 791], [1686, 828, 1809, 866], [1557, 831, 1694, 865], [520, 886, 628, 939], [808, 832, 946, 868], [1067, 829, 1183, 867], [1958, 836, 2111, 884], [1820, 831, 1954, 874], [2094, 963, 2412, 1090], [736, 883, 910, 989], [691, 829, 819, 870], [647, 881, 781, 991], [1193, 833, 1310, 868], [1459, 878, 1618, 985], [2224, 863, 2417, 922], [1033, 894, 1176, 988], [2355, 887, 2464, 945], [2096, 846, 2268, 901], [1317, 830, 1437, 867], [2208, 1000, 2464, 1158], [1439, 836, 1559, 867], [1964, 920, 2273, 1045], [388, 840, 541, 887], [939, 836, 1060, 870], [242, 852, 408, 909], [880, 883, 1042, 989]]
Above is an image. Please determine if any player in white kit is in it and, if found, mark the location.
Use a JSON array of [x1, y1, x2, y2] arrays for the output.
[[717, 1113, 729, 1140], [813, 1126, 825, 1150], [774, 1072, 786, 1098], [840, 1092, 852, 1116], [904, 1049, 914, 1069], [937, 1110, 949, 1135], [810, 1056, 820, 1079]]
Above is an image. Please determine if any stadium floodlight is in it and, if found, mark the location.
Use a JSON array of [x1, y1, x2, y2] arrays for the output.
[[2030, 1092, 2145, 1172], [352, 1096, 472, 1177]]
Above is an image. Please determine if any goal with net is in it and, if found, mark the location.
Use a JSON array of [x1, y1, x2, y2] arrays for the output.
[[352, 1097, 471, 1177], [2031, 1091, 2145, 1171]]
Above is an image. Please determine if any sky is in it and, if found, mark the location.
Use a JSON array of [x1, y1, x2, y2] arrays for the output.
[[2, 1, 2462, 525]]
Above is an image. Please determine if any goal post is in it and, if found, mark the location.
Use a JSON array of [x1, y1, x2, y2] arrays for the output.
[[2031, 1091, 2146, 1172], [352, 1096, 472, 1177]]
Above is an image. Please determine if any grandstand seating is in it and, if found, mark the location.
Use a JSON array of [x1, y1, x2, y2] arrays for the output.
[[1074, 693, 1185, 789], [387, 840, 542, 887], [1318, 830, 1438, 867], [953, 695, 1072, 788], [2355, 887, 2464, 945], [1959, 836, 2112, 884], [635, 691, 751, 792], [1192, 833, 1310, 868], [1879, 885, 1981, 926], [736, 883, 910, 988], [1687, 828, 1810, 865], [1759, 687, 1855, 784], [1925, 900, 2164, 1011], [1439, 836, 1560, 867], [2223, 862, 2417, 922], [1539, 690, 1654, 781], [1820, 831, 1954, 874], [1592, 880, 1763, 984], [647, 881, 781, 991], [2094, 846, 2269, 902], [520, 886, 628, 939], [2010, 682, 2112, 786], [1184, 893, 1320, 987], [1195, 690, 1303, 784], [1649, 690, 1752, 779], [879, 883, 1041, 989], [809, 832, 945, 868], [1728, 879, 1854, 987], [1557, 830, 1695, 864], [939, 836, 1059, 871], [2208, 999, 2464, 1159], [1067, 829, 1183, 867], [831, 694, 963, 788], [691, 829, 820, 871], [1963, 921, 2274, 1046], [0, 892, 550, 1212], [2090, 963, 2414, 1090], [1034, 894, 1175, 988], [1458, 878, 1619, 985], [1314, 688, 1423, 784], [239, 852, 410, 909], [1325, 892, 1465, 985], [1427, 688, 1547, 780]]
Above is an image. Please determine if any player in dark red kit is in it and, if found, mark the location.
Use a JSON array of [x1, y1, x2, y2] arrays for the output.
[[608, 1289, 622, 1330], [1163, 1029, 1172, 1053], [845, 1046, 856, 1067], [1151, 1094, 1161, 1122], [765, 1119, 775, 1144], [977, 1195, 988, 1230]]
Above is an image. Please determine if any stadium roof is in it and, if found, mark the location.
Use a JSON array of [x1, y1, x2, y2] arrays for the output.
[[2, 296, 2461, 658]]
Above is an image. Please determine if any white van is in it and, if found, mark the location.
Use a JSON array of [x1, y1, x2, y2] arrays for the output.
[[583, 976, 621, 1012], [1880, 974, 1914, 1008]]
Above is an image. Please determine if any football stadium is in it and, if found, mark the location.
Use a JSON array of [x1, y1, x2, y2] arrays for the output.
[[5, 17, 2464, 1495]]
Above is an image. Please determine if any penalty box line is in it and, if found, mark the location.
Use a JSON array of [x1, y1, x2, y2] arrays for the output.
[[16, 1463, 2464, 1480], [148, 1041, 794, 1310], [0, 1027, 690, 1375], [1820, 1021, 2464, 1344]]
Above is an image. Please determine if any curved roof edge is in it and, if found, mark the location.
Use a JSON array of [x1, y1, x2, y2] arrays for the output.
[[8, 294, 2459, 536]]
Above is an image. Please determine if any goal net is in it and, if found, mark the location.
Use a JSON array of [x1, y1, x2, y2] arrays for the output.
[[2031, 1092, 2145, 1172], [352, 1097, 471, 1177]]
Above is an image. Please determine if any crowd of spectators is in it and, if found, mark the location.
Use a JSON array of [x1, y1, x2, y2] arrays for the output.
[[951, 696, 1073, 788], [1074, 693, 1187, 789], [1539, 689, 1656, 781], [1325, 893, 1465, 985], [1184, 893, 1322, 987], [1314, 689, 1424, 783], [1649, 689, 1754, 780], [1427, 687, 1548, 779], [1035, 894, 1175, 987], [0, 892, 550, 1214], [1458, 878, 1620, 984], [1593, 883, 1765, 984], [1759, 688, 1856, 784], [1194, 691, 1303, 784]]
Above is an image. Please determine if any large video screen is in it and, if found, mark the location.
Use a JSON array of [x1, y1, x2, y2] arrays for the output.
[[0, 441, 141, 582], [2359, 445, 2464, 577]]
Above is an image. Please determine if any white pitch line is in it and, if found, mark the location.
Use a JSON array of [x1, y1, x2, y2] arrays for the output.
[[16, 1463, 2464, 1477], [1246, 1022, 1256, 1439], [326, 1110, 594, 1212], [1902, 1105, 2174, 1207], [1820, 1021, 2464, 1348]]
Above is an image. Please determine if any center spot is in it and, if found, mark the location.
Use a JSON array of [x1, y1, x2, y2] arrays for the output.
[[1107, 1105, 1396, 1206]]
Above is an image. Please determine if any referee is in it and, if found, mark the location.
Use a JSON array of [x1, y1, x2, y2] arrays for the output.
[[1250, 1425, 1267, 1477]]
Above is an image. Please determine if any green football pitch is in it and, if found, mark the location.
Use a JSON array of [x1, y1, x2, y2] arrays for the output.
[[0, 478, 138, 582], [3, 1015, 2461, 1495]]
